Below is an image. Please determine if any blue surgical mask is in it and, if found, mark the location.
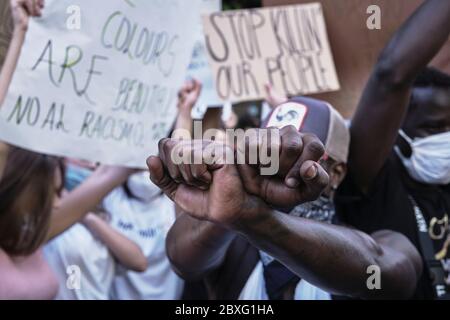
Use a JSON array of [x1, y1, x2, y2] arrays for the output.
[[65, 164, 92, 191], [395, 130, 450, 185]]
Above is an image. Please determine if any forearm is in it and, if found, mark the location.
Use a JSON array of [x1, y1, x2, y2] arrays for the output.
[[350, 0, 450, 190], [375, 0, 450, 86], [0, 29, 26, 106], [236, 210, 416, 299], [83, 214, 148, 272], [173, 112, 193, 134], [166, 213, 236, 281], [47, 169, 128, 241]]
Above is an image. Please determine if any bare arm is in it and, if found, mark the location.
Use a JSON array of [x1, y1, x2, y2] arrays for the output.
[[82, 213, 148, 272], [172, 79, 202, 135], [47, 166, 133, 241], [166, 213, 235, 281], [0, 0, 44, 106], [236, 209, 422, 300], [0, 248, 58, 300], [0, 29, 25, 106], [174, 110, 193, 134], [150, 137, 421, 299], [350, 0, 450, 191]]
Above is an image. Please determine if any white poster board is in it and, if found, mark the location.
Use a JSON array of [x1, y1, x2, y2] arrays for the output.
[[187, 0, 223, 119], [203, 3, 340, 103], [0, 0, 201, 167]]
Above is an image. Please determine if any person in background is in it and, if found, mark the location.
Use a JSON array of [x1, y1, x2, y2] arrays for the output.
[[44, 164, 148, 300], [0, 0, 59, 300], [0, 0, 148, 299], [0, 146, 60, 299], [102, 79, 201, 300], [264, 83, 289, 109], [337, 0, 450, 299], [0, 0, 42, 106], [64, 158, 97, 191]]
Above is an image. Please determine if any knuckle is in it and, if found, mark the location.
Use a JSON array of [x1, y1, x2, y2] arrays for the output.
[[158, 138, 170, 150], [305, 140, 325, 157], [284, 125, 298, 134], [161, 139, 175, 157], [158, 175, 172, 190], [283, 137, 302, 156], [191, 168, 200, 179]]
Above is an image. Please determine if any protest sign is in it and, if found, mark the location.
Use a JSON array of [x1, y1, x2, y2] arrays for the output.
[[0, 0, 200, 167], [202, 3, 340, 104], [187, 0, 223, 119], [263, 0, 450, 118]]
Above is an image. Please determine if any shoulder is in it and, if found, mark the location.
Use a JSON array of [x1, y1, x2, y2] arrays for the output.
[[0, 249, 58, 299], [338, 151, 401, 201]]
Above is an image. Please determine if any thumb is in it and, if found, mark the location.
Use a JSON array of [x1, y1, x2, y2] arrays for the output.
[[299, 161, 329, 202], [172, 184, 209, 220]]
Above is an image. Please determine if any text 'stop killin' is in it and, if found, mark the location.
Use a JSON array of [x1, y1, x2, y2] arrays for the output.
[[202, 3, 340, 103]]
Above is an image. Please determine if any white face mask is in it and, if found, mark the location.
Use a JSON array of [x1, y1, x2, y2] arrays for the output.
[[127, 172, 162, 202], [395, 130, 450, 185]]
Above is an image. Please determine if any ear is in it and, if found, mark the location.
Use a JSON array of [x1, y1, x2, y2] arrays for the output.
[[329, 162, 347, 190]]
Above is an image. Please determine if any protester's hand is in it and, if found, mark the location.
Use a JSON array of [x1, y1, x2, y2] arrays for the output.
[[82, 211, 110, 227], [178, 79, 202, 117], [264, 83, 288, 109], [10, 0, 44, 32], [147, 130, 328, 226], [236, 126, 329, 211], [81, 212, 96, 227], [147, 139, 268, 228], [65, 158, 98, 170]]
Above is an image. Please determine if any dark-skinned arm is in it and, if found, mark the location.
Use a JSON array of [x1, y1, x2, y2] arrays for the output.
[[149, 137, 422, 299], [235, 209, 422, 300], [159, 130, 330, 282], [166, 213, 236, 281], [350, 0, 450, 192]]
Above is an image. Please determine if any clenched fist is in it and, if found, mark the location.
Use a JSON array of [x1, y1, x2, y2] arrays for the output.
[[147, 128, 329, 227]]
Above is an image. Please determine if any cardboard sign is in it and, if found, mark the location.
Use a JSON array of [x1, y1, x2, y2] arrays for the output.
[[202, 3, 340, 104], [263, 0, 450, 118], [0, 0, 201, 168]]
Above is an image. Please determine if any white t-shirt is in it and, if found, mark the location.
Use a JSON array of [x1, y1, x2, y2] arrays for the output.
[[44, 223, 115, 300], [239, 261, 331, 300], [103, 172, 184, 300]]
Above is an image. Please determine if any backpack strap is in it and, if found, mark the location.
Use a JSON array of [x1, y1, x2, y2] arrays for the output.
[[408, 195, 450, 299]]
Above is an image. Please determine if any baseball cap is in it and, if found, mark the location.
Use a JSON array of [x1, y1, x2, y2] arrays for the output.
[[265, 97, 350, 164]]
